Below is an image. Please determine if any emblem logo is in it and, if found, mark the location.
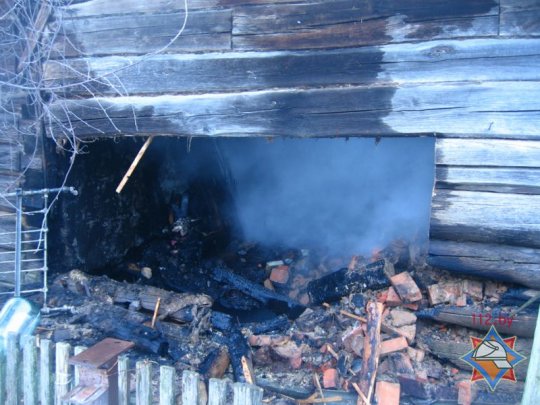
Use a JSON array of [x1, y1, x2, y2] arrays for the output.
[[460, 325, 526, 391]]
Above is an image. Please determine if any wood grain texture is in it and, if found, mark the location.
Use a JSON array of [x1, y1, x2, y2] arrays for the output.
[[500, 0, 540, 36], [52, 9, 232, 58], [431, 190, 540, 248], [232, 0, 498, 50], [42, 38, 540, 96], [428, 240, 540, 288]]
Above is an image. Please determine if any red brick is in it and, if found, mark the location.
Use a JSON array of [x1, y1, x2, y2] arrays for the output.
[[380, 337, 408, 355], [289, 355, 302, 369], [323, 368, 339, 389], [463, 280, 483, 301], [386, 287, 402, 306], [390, 272, 422, 303], [375, 381, 400, 405], [390, 309, 417, 327], [396, 324, 416, 344], [457, 380, 472, 405], [427, 281, 463, 305], [269, 265, 289, 284], [377, 289, 389, 303]]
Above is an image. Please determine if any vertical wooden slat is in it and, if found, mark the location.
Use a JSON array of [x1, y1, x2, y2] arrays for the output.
[[232, 383, 263, 405], [522, 303, 540, 404], [182, 370, 200, 405], [136, 360, 152, 405], [73, 345, 86, 387], [40, 339, 53, 405], [0, 351, 5, 405], [159, 365, 175, 405], [118, 355, 129, 405], [23, 335, 38, 405], [208, 378, 230, 405], [55, 342, 71, 405], [6, 332, 20, 405]]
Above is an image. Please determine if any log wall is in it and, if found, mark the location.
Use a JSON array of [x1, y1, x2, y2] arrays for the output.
[[17, 0, 540, 286]]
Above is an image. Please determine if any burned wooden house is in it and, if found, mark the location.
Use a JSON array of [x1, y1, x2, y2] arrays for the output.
[[0, 0, 539, 403]]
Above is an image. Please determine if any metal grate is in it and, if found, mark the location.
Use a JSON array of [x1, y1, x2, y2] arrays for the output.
[[0, 187, 77, 306]]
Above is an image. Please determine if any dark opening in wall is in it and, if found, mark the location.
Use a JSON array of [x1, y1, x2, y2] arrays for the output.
[[47, 136, 435, 282]]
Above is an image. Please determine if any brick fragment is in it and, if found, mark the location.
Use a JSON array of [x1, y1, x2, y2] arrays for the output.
[[375, 381, 400, 405], [380, 336, 408, 355], [463, 280, 483, 301], [457, 380, 472, 405], [390, 272, 422, 303], [455, 294, 467, 307], [269, 265, 289, 284], [323, 368, 339, 388], [427, 281, 463, 306], [396, 324, 416, 344], [407, 347, 425, 363], [386, 287, 402, 306], [390, 309, 417, 327]]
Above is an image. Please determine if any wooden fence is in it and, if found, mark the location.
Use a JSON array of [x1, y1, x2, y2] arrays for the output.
[[0, 333, 263, 404]]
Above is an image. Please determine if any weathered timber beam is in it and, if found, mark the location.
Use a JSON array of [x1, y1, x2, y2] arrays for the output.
[[46, 81, 540, 139], [42, 38, 540, 97], [232, 0, 498, 50], [436, 139, 540, 168], [435, 167, 540, 194], [417, 305, 537, 338], [428, 240, 540, 289], [51, 9, 232, 58], [430, 190, 540, 249]]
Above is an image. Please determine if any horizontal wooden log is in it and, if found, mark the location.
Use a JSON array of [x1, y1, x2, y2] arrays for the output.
[[43, 38, 540, 96], [52, 9, 232, 58], [436, 167, 540, 194], [417, 305, 537, 338], [61, 0, 218, 18], [436, 139, 540, 168], [232, 0, 498, 50], [430, 190, 540, 248], [428, 240, 540, 288], [500, 0, 540, 36], [46, 80, 540, 138]]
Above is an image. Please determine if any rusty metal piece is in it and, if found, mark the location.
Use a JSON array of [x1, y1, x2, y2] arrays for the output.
[[69, 338, 134, 369]]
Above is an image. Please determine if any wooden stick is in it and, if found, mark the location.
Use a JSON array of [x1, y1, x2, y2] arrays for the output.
[[312, 373, 326, 405], [151, 297, 161, 329], [241, 356, 254, 384], [116, 136, 154, 194], [357, 301, 383, 405], [323, 303, 367, 323], [352, 382, 369, 405]]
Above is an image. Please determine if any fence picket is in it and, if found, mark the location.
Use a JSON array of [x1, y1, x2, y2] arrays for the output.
[[159, 365, 176, 405], [232, 382, 263, 405], [208, 378, 231, 405], [136, 360, 152, 405], [40, 339, 53, 405], [118, 355, 130, 405], [55, 342, 71, 405], [6, 332, 20, 405], [23, 335, 38, 405]]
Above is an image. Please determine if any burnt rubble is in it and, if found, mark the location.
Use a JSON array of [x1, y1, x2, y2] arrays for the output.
[[33, 236, 534, 404]]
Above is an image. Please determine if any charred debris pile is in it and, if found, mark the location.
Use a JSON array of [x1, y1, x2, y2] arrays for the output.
[[39, 231, 533, 404]]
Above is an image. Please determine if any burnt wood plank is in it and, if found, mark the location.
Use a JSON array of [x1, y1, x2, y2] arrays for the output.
[[52, 9, 232, 58], [430, 190, 540, 248], [500, 0, 540, 36], [42, 38, 540, 96], [428, 240, 540, 288], [45, 81, 540, 139], [232, 0, 498, 50]]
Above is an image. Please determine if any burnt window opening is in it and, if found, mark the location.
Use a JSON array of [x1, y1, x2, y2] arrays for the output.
[[47, 136, 435, 321]]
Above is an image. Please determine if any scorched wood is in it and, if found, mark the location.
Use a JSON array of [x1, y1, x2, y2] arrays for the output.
[[307, 259, 390, 305]]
